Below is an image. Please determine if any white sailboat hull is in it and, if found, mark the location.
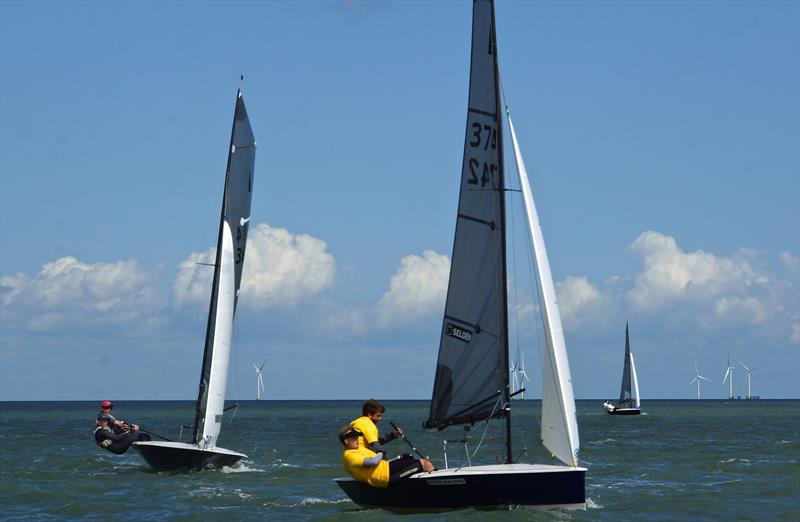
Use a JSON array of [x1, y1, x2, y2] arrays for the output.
[[133, 441, 246, 471], [335, 463, 586, 511]]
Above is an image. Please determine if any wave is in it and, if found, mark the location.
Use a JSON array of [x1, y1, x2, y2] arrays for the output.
[[705, 478, 742, 487], [719, 458, 750, 464], [261, 497, 351, 508], [587, 438, 617, 445], [221, 463, 266, 473]]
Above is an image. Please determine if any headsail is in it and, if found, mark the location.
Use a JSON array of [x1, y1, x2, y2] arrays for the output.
[[507, 111, 580, 468], [425, 0, 508, 430], [193, 91, 256, 449]]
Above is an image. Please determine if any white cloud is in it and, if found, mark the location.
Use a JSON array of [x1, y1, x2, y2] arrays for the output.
[[556, 276, 604, 328], [376, 250, 449, 327], [781, 252, 800, 279], [174, 223, 336, 310], [627, 231, 764, 311], [0, 256, 164, 331]]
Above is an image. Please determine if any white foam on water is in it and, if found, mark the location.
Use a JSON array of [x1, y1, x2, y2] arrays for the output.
[[719, 458, 750, 464], [586, 497, 603, 509], [221, 462, 265, 473], [706, 478, 742, 487], [587, 438, 618, 445], [261, 498, 351, 508]]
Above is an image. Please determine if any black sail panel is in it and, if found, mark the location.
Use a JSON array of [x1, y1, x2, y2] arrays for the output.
[[426, 0, 507, 430], [618, 323, 633, 406]]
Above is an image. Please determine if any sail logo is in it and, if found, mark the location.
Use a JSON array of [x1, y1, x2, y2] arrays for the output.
[[446, 324, 472, 343]]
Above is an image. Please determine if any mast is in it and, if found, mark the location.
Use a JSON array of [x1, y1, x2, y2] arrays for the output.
[[487, 0, 512, 464]]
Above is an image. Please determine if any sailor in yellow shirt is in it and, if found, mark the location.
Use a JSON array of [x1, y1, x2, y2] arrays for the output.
[[339, 426, 435, 488], [350, 399, 403, 455]]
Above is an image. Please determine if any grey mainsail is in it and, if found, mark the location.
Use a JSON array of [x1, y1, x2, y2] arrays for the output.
[[425, 0, 509, 432], [192, 90, 256, 447], [618, 323, 631, 405]]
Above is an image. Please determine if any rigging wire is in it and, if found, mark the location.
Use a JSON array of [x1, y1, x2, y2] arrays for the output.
[[499, 90, 546, 440], [153, 174, 226, 400]]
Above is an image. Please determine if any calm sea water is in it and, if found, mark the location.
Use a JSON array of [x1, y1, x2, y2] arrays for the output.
[[1, 400, 797, 521]]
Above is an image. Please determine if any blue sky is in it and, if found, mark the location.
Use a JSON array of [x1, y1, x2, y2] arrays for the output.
[[1, 1, 798, 401]]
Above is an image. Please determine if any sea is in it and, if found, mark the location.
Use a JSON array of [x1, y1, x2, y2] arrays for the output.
[[1, 400, 797, 521]]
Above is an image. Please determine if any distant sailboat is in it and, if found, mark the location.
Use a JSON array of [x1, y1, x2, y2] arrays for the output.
[[335, 0, 585, 510], [605, 323, 641, 415], [134, 90, 256, 471]]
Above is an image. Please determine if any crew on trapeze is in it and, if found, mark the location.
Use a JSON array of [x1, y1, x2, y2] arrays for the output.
[[93, 400, 151, 454], [603, 400, 616, 413], [339, 399, 435, 488]]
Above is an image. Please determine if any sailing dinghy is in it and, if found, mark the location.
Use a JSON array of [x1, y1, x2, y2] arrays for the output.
[[134, 90, 256, 470], [335, 0, 586, 509], [605, 323, 641, 415]]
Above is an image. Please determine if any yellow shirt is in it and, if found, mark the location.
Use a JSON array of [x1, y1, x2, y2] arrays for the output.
[[350, 416, 379, 450], [342, 446, 389, 488]]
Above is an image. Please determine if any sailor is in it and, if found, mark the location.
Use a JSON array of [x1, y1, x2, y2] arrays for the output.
[[349, 399, 403, 457], [339, 426, 434, 488], [97, 400, 139, 434], [603, 400, 616, 413], [94, 413, 151, 454]]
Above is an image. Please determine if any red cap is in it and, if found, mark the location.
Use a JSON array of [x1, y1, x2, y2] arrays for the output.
[[101, 400, 113, 408]]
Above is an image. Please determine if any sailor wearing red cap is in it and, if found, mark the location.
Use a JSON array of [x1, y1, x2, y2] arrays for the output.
[[97, 400, 138, 434]]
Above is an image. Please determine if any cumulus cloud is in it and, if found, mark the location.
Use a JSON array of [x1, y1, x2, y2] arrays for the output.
[[627, 231, 765, 311], [0, 256, 164, 331], [174, 223, 336, 310], [556, 276, 607, 328], [375, 250, 449, 327]]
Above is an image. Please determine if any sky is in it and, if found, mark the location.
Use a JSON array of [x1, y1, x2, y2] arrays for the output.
[[1, 1, 798, 402]]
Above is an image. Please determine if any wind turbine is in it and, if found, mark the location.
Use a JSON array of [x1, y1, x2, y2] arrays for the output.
[[510, 350, 530, 399], [253, 361, 266, 400], [688, 363, 711, 399], [737, 359, 759, 399], [722, 356, 735, 399]]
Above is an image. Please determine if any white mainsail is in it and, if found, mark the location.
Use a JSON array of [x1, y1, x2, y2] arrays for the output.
[[507, 110, 579, 467]]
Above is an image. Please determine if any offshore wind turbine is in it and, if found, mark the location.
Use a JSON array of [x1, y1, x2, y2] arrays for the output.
[[510, 350, 530, 399], [738, 359, 759, 399], [253, 361, 266, 400], [722, 356, 736, 399], [688, 363, 711, 399]]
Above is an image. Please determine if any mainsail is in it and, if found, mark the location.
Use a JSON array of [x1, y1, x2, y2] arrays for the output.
[[425, 0, 508, 431], [192, 91, 256, 449]]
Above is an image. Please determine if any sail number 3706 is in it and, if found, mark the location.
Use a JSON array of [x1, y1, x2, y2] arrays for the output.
[[467, 121, 498, 188]]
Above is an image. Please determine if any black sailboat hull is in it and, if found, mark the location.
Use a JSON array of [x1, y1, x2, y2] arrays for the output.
[[608, 407, 641, 415], [335, 464, 586, 511], [133, 441, 246, 471]]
